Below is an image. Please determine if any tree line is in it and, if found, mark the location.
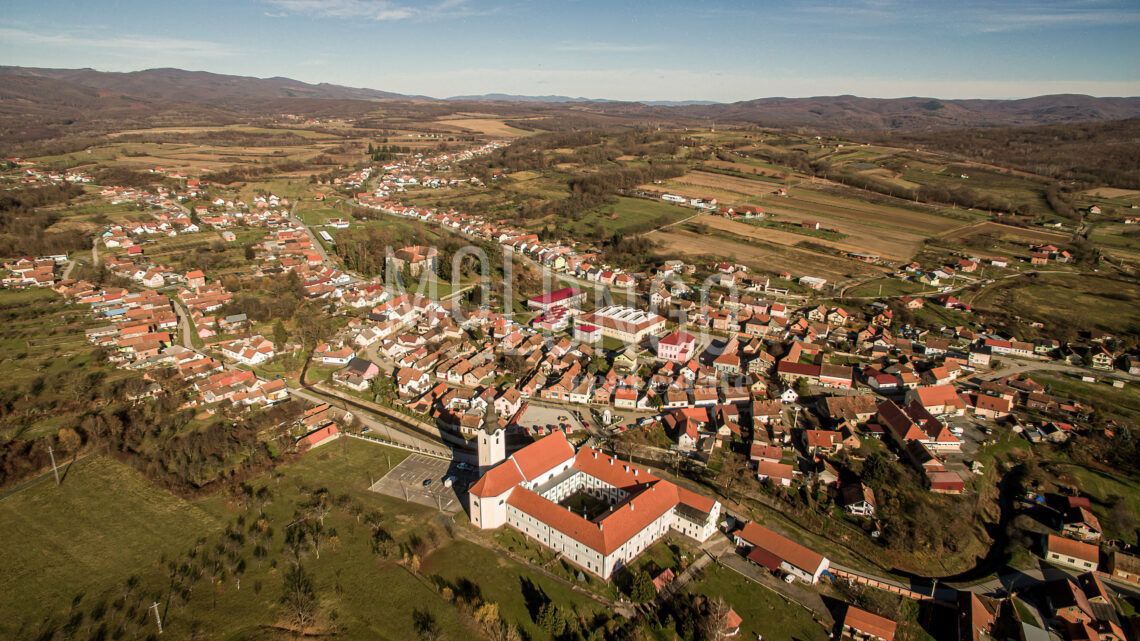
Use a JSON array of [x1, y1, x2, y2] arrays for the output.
[[882, 117, 1140, 189], [0, 183, 92, 257]]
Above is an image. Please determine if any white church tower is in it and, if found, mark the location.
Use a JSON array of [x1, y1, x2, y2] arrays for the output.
[[476, 427, 506, 473]]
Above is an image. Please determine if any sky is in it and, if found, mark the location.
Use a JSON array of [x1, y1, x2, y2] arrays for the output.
[[1, 0, 1138, 101]]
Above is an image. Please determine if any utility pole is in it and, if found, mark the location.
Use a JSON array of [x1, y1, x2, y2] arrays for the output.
[[47, 445, 60, 485], [149, 601, 163, 635]]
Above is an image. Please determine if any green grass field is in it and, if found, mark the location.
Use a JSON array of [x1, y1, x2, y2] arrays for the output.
[[686, 564, 828, 641], [845, 277, 927, 297], [0, 288, 133, 441], [421, 540, 604, 641], [0, 437, 490, 640], [546, 196, 694, 239], [972, 273, 1140, 337], [0, 456, 223, 634], [297, 206, 348, 226]]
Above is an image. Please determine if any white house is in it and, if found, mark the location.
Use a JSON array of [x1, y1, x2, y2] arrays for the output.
[[734, 522, 830, 584]]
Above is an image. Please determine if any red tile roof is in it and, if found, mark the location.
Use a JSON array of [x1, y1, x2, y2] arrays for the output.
[[469, 450, 525, 498], [298, 423, 338, 449], [511, 430, 575, 481], [528, 287, 581, 305], [736, 522, 825, 574], [1047, 535, 1099, 565], [913, 384, 966, 409], [659, 330, 695, 346], [844, 606, 897, 641]]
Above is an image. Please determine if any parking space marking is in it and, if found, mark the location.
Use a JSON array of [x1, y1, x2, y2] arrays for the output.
[[368, 454, 476, 514]]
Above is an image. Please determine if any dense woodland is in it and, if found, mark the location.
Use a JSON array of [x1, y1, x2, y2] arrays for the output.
[[0, 361, 303, 493], [882, 118, 1140, 188], [0, 184, 91, 257]]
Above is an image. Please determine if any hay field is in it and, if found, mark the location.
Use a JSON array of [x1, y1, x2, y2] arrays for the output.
[[649, 170, 972, 261], [1084, 187, 1140, 201], [693, 213, 919, 261], [699, 160, 789, 180], [434, 117, 532, 137], [938, 221, 1070, 244], [651, 226, 883, 282]]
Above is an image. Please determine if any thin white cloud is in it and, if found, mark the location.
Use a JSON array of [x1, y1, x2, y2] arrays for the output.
[[553, 40, 655, 53], [976, 7, 1140, 32], [786, 0, 1140, 34], [261, 0, 479, 21], [0, 27, 234, 57]]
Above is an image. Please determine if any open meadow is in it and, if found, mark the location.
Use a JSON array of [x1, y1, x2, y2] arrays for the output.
[[0, 435, 627, 640], [434, 116, 534, 137], [649, 222, 883, 282], [0, 456, 223, 635], [972, 273, 1140, 337], [646, 170, 976, 262]]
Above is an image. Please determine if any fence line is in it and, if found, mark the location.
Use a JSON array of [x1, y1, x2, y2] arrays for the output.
[[346, 432, 453, 460]]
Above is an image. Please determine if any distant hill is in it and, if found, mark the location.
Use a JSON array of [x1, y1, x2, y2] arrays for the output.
[[2, 66, 1139, 149], [445, 93, 720, 107], [663, 94, 1140, 131], [0, 66, 422, 106], [0, 66, 431, 148], [445, 93, 608, 103]]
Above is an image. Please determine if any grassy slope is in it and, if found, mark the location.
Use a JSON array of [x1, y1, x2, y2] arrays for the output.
[[686, 564, 828, 641], [972, 273, 1140, 336], [421, 540, 604, 641], [0, 456, 223, 634], [0, 288, 134, 440], [0, 437, 611, 640]]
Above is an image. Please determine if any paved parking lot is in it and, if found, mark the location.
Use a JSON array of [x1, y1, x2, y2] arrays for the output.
[[517, 403, 586, 435], [368, 454, 476, 514], [941, 414, 989, 477]]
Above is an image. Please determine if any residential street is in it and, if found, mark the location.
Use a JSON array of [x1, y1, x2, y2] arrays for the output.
[[172, 299, 196, 349], [287, 384, 472, 460]]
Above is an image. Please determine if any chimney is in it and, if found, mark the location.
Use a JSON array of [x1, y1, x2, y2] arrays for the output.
[[633, 469, 639, 477], [629, 502, 635, 511], [609, 457, 613, 466]]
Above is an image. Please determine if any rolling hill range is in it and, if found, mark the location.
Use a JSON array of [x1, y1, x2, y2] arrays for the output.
[[669, 94, 1140, 130], [2, 66, 1140, 150]]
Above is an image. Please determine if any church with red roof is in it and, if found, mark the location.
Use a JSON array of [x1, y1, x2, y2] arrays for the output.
[[468, 430, 721, 579]]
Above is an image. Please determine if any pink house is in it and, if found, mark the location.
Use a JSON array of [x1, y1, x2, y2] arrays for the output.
[[657, 330, 697, 363]]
